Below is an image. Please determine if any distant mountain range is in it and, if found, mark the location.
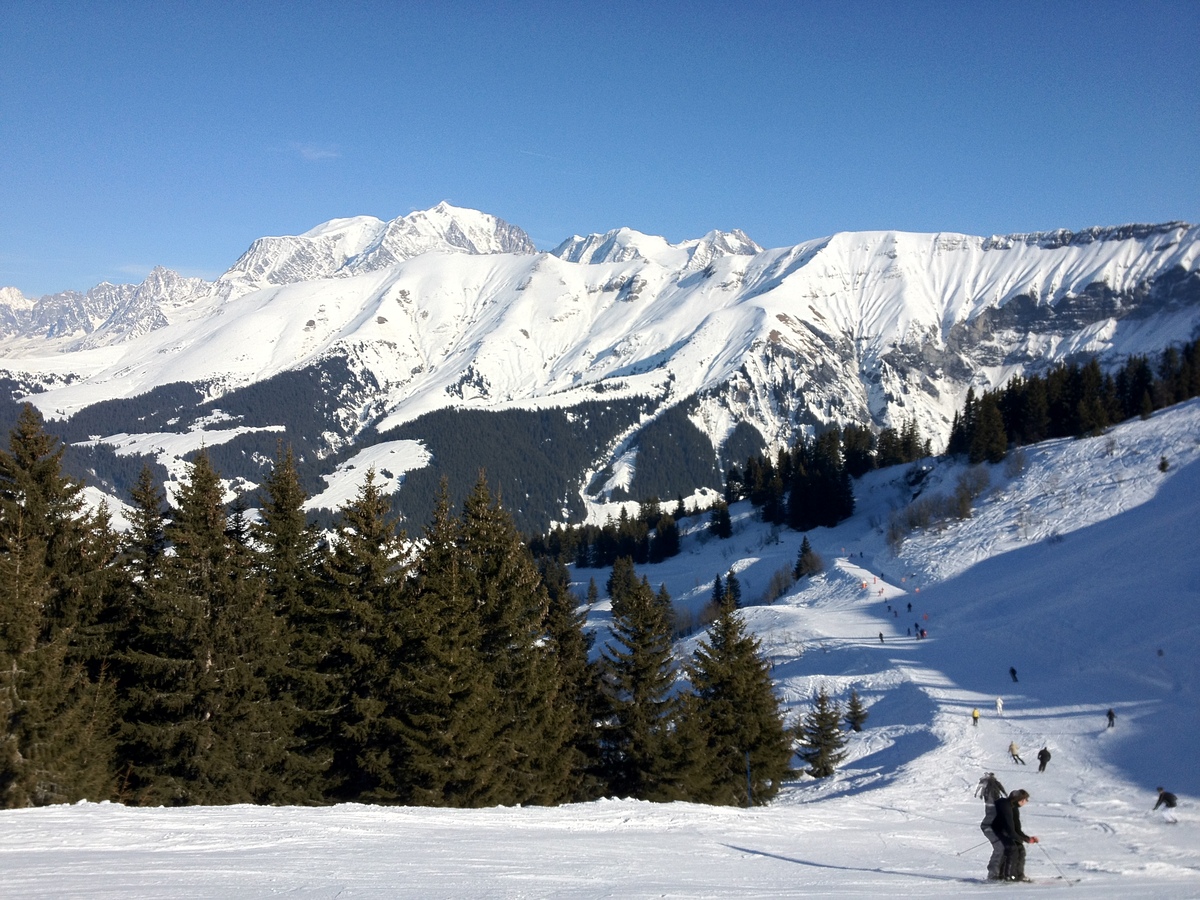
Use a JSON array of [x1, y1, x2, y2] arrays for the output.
[[1, 204, 1197, 530]]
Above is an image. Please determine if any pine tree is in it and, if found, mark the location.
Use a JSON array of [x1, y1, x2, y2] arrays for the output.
[[254, 445, 331, 801], [845, 689, 869, 732], [796, 686, 847, 778], [0, 405, 117, 807], [139, 450, 289, 804], [456, 474, 575, 805], [794, 536, 823, 579], [540, 557, 604, 801], [321, 469, 409, 802], [600, 558, 682, 800], [709, 499, 732, 539], [391, 483, 499, 806], [969, 394, 1007, 465], [686, 595, 793, 804], [724, 569, 742, 609]]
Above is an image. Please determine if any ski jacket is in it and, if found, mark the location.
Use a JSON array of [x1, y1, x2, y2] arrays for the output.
[[1037, 748, 1050, 764], [992, 796, 1030, 844], [1155, 791, 1178, 810]]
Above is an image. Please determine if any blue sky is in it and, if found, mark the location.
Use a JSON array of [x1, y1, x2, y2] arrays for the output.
[[2, 1, 1197, 297]]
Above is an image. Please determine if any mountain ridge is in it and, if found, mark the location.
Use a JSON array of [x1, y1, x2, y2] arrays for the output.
[[0, 206, 1196, 529]]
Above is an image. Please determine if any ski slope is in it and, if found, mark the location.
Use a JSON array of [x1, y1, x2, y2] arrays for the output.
[[2, 401, 1198, 898]]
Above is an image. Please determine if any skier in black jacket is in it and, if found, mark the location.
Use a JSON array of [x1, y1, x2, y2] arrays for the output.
[[1036, 746, 1051, 773], [991, 788, 1039, 881], [975, 773, 1008, 880]]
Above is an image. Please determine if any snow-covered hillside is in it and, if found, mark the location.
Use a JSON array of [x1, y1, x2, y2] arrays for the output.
[[3, 398, 1197, 898]]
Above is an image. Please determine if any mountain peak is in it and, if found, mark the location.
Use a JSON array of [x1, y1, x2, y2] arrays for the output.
[[220, 204, 535, 290]]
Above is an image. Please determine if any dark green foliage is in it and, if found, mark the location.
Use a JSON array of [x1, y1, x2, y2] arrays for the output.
[[622, 401, 721, 502], [254, 446, 334, 800], [119, 451, 292, 805], [390, 485, 500, 806], [600, 558, 683, 800], [796, 686, 847, 778], [320, 469, 410, 803], [378, 398, 651, 533], [686, 596, 793, 804], [794, 536, 823, 579], [949, 340, 1200, 459], [709, 499, 733, 539], [969, 394, 1008, 464], [845, 689, 869, 732], [0, 406, 117, 807]]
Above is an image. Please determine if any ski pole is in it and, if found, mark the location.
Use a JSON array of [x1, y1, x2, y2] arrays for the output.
[[955, 839, 989, 856], [1037, 842, 1073, 887]]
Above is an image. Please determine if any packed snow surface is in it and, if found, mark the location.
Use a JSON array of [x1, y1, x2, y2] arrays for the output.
[[3, 402, 1198, 898]]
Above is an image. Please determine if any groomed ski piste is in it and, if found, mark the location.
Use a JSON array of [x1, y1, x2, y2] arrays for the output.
[[3, 400, 1198, 898]]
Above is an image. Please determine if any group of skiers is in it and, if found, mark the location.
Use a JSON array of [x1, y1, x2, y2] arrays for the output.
[[969, 670, 1179, 881], [974, 775, 1181, 880], [976, 773, 1038, 882]]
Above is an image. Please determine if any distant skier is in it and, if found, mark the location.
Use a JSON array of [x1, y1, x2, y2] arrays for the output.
[[976, 772, 1009, 880], [1154, 787, 1178, 823], [1010, 666, 1019, 683], [1036, 746, 1050, 773], [1107, 709, 1116, 728], [996, 697, 1004, 716], [992, 789, 1039, 881], [972, 708, 980, 727], [1009, 741, 1026, 765], [879, 632, 884, 643]]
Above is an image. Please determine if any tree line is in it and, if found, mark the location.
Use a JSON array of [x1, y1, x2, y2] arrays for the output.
[[947, 339, 1200, 463], [0, 405, 801, 809]]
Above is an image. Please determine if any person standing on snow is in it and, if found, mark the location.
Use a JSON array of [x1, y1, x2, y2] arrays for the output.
[[976, 772, 1009, 880], [1107, 709, 1116, 728], [972, 708, 980, 727], [1009, 741, 1026, 765], [992, 789, 1039, 881], [1010, 666, 1019, 682], [996, 697, 1004, 716], [1036, 746, 1050, 773]]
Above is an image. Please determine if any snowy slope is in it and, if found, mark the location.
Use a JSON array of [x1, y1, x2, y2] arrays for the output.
[[1, 397, 1197, 898]]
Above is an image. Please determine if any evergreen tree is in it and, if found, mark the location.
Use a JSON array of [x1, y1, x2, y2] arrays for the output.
[[969, 394, 1007, 464], [724, 569, 742, 609], [708, 499, 732, 539], [540, 557, 604, 801], [254, 446, 332, 800], [686, 595, 793, 804], [796, 686, 847, 778], [0, 405, 117, 807], [600, 558, 682, 800], [794, 536, 823, 579], [321, 469, 409, 802], [456, 474, 576, 805], [128, 450, 290, 804], [391, 483, 499, 806], [845, 689, 869, 732]]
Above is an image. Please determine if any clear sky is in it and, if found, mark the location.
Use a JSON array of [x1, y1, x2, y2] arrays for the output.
[[2, 1, 1197, 297]]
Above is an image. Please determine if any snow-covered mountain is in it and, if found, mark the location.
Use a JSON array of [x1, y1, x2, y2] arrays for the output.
[[0, 206, 1196, 524]]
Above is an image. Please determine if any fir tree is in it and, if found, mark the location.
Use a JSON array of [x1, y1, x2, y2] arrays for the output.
[[686, 595, 793, 804], [254, 445, 332, 801], [600, 558, 682, 800], [391, 483, 499, 806], [709, 499, 732, 539], [794, 536, 823, 579], [796, 686, 847, 778], [0, 405, 117, 807], [321, 469, 409, 802], [845, 689, 869, 732], [456, 474, 576, 805]]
